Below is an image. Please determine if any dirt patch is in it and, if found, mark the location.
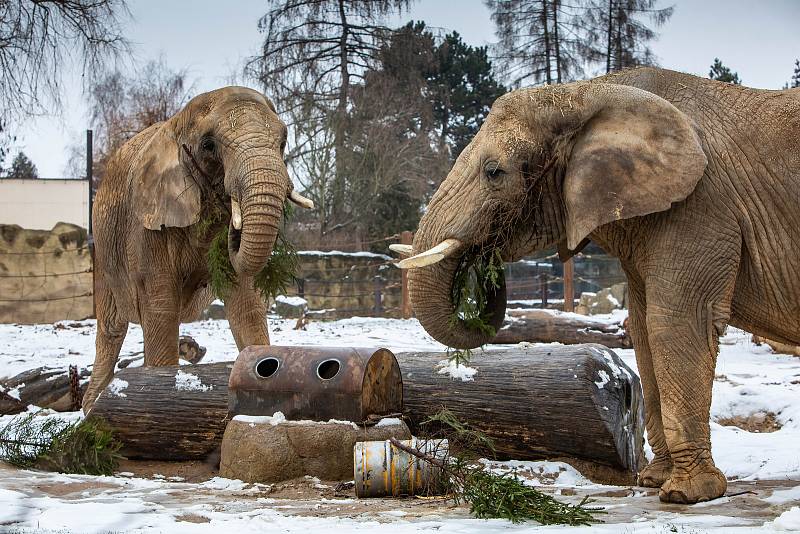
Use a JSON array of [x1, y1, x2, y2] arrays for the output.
[[116, 458, 218, 483], [35, 480, 120, 497], [175, 513, 211, 523], [717, 412, 782, 433]]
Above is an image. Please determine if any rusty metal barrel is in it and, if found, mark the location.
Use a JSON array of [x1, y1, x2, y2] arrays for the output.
[[228, 346, 403, 423], [354, 438, 449, 498]]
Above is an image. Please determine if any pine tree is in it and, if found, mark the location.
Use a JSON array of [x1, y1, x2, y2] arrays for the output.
[[486, 0, 586, 86], [7, 152, 38, 179], [430, 31, 506, 161], [709, 58, 741, 85], [791, 59, 800, 89]]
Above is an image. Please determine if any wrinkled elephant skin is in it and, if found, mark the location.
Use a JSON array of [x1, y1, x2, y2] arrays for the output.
[[408, 68, 800, 504], [83, 87, 298, 412]]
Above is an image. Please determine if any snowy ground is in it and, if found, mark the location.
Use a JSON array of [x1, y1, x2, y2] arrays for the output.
[[0, 313, 799, 532]]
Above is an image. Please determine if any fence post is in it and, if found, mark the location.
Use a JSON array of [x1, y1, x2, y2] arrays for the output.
[[540, 272, 549, 309], [87, 129, 95, 318], [400, 230, 413, 319], [297, 277, 305, 299], [563, 258, 574, 313], [373, 276, 383, 316]]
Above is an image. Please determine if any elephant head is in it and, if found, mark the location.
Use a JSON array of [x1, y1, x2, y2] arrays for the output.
[[404, 81, 707, 349], [130, 86, 313, 277]]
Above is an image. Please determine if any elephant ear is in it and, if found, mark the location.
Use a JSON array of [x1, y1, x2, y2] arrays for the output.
[[561, 84, 707, 250], [132, 123, 201, 230]]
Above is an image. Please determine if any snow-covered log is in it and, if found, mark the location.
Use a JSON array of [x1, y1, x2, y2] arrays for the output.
[[1, 366, 91, 415], [89, 363, 232, 461], [492, 309, 631, 349]]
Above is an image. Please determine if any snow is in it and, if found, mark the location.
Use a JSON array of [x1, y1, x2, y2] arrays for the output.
[[771, 507, 800, 531], [174, 370, 212, 392], [436, 359, 478, 381], [107, 377, 128, 397], [1, 316, 799, 532], [232, 412, 359, 429], [298, 250, 392, 260], [275, 295, 308, 307], [375, 417, 404, 427], [594, 369, 611, 389]]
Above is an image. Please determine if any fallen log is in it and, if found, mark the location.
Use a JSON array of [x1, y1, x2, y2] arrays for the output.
[[0, 366, 91, 415], [89, 344, 644, 482], [89, 363, 233, 461], [398, 345, 645, 479], [492, 309, 631, 349]]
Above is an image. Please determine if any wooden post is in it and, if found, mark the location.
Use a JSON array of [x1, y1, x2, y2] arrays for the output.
[[400, 231, 413, 319], [563, 257, 575, 312], [297, 278, 305, 299], [540, 272, 549, 308], [87, 129, 95, 318], [373, 276, 383, 316]]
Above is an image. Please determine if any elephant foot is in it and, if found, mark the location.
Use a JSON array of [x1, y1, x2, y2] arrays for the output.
[[659, 466, 727, 504], [638, 455, 673, 487]]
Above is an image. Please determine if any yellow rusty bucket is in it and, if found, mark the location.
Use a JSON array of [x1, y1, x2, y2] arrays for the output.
[[353, 438, 448, 498]]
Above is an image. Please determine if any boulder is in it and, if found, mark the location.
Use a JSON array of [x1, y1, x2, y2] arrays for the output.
[[576, 282, 627, 315], [200, 300, 226, 320], [220, 414, 410, 483], [273, 295, 308, 318]]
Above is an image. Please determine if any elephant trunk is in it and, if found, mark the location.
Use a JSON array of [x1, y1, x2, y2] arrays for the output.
[[227, 157, 287, 278], [408, 226, 507, 351]]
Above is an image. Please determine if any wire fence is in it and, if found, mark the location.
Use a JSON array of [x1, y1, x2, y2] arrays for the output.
[[0, 228, 626, 323]]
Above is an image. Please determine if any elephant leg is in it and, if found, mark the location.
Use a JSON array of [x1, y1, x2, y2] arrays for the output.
[[83, 282, 128, 413], [142, 277, 181, 366], [626, 280, 672, 488], [646, 272, 735, 504], [224, 275, 270, 351]]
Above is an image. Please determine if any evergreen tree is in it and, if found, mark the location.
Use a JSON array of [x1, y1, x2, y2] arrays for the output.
[[7, 152, 38, 179], [430, 31, 506, 161], [0, 120, 15, 175], [709, 58, 741, 84], [791, 59, 800, 89]]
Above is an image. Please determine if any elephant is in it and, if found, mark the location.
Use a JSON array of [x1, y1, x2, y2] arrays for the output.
[[399, 67, 800, 504], [81, 86, 313, 412]]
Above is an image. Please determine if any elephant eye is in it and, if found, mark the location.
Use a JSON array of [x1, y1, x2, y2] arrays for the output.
[[484, 161, 505, 181], [201, 138, 215, 152]]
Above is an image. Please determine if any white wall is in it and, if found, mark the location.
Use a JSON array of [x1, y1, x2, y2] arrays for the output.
[[0, 178, 90, 230]]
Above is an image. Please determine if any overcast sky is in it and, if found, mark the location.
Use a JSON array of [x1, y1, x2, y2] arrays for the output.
[[11, 0, 800, 177]]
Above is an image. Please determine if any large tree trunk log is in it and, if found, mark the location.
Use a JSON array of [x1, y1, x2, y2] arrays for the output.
[[89, 364, 233, 461], [492, 309, 631, 348], [89, 345, 645, 481], [397, 345, 645, 478]]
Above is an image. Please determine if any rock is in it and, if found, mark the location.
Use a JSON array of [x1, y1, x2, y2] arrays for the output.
[[577, 282, 627, 315], [273, 295, 308, 318], [200, 301, 226, 320], [220, 415, 411, 483]]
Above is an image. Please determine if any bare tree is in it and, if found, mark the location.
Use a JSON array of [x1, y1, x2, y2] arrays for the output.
[[584, 0, 673, 73], [486, 0, 587, 87], [65, 58, 192, 183], [0, 0, 130, 125], [247, 0, 411, 235]]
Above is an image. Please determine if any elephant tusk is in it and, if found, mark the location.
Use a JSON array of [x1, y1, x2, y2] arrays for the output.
[[289, 190, 315, 210], [397, 238, 462, 269], [231, 198, 243, 230], [388, 244, 413, 257]]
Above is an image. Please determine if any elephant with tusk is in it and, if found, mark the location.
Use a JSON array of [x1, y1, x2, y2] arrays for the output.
[[82, 86, 314, 413], [400, 67, 800, 504]]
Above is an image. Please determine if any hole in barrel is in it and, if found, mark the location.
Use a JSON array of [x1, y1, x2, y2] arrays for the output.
[[317, 359, 341, 380], [255, 357, 280, 378]]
